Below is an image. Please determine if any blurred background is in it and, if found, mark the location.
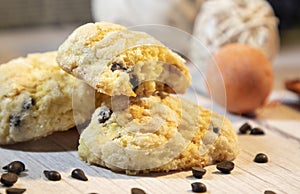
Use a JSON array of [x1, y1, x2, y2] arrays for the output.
[[0, 0, 299, 93]]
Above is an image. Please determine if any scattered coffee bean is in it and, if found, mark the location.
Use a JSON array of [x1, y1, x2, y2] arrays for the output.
[[264, 190, 276, 194], [2, 161, 25, 175], [71, 169, 88, 181], [239, 122, 252, 134], [44, 170, 61, 181], [192, 167, 206, 179], [216, 161, 235, 174], [6, 188, 26, 194], [254, 153, 268, 163], [23, 97, 34, 110], [111, 63, 127, 71], [250, 127, 265, 135], [191, 182, 207, 193], [9, 114, 21, 127], [1, 172, 18, 186], [97, 106, 112, 124], [131, 187, 146, 194]]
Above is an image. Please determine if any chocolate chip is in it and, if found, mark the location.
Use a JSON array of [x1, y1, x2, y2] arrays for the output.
[[213, 127, 219, 134], [250, 127, 265, 135], [23, 97, 34, 110], [9, 114, 21, 127], [130, 74, 139, 90], [239, 122, 252, 134], [111, 63, 127, 71], [191, 182, 207, 193], [112, 133, 122, 140], [44, 170, 61, 181], [97, 106, 112, 124], [71, 168, 88, 181], [1, 172, 18, 186], [131, 188, 146, 194], [2, 161, 25, 175], [216, 161, 235, 174], [192, 167, 206, 179], [264, 190, 276, 194], [6, 188, 26, 194], [254, 153, 268, 163]]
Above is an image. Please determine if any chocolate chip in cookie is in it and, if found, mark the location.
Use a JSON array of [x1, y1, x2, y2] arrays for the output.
[[111, 62, 127, 71], [23, 97, 34, 110], [9, 114, 21, 127], [97, 106, 112, 124]]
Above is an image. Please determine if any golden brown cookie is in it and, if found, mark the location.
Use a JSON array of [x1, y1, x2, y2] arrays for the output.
[[78, 95, 239, 175]]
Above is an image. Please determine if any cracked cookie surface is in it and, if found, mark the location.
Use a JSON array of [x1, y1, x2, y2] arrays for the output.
[[78, 95, 239, 175], [0, 52, 98, 144], [57, 22, 191, 97]]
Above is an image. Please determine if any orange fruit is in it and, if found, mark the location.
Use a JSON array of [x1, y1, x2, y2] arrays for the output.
[[206, 43, 273, 114]]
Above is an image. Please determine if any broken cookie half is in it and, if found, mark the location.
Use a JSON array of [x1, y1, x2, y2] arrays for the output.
[[78, 95, 240, 175], [57, 22, 191, 97]]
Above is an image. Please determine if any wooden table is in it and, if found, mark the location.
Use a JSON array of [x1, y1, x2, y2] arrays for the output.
[[0, 26, 300, 194]]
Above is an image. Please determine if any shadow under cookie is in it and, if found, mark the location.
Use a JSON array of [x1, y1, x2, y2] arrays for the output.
[[0, 128, 79, 152]]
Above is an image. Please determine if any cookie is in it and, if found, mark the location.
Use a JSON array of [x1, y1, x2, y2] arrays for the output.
[[78, 95, 239, 175], [57, 22, 191, 97], [0, 52, 100, 144]]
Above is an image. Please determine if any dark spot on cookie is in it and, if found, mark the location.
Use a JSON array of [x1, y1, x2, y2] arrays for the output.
[[130, 74, 139, 91], [9, 114, 21, 127], [213, 127, 219, 134], [112, 134, 122, 140], [111, 62, 127, 71], [97, 106, 112, 124], [23, 97, 34, 110]]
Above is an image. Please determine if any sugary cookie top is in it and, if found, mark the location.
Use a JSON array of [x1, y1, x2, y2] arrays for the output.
[[57, 22, 191, 96]]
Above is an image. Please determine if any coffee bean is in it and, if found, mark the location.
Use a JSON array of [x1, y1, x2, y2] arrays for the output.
[[191, 182, 207, 193], [216, 161, 235, 174], [71, 168, 88, 181], [44, 170, 61, 181], [250, 127, 265, 135], [264, 190, 276, 194], [239, 122, 252, 134], [192, 167, 206, 179], [131, 188, 146, 194], [111, 63, 127, 71], [97, 106, 112, 124], [6, 188, 26, 194], [9, 114, 21, 127], [3, 161, 25, 175], [1, 172, 18, 186], [254, 153, 268, 163]]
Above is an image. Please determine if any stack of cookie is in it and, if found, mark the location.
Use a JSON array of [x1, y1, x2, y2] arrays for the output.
[[0, 22, 239, 175], [56, 22, 240, 175]]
